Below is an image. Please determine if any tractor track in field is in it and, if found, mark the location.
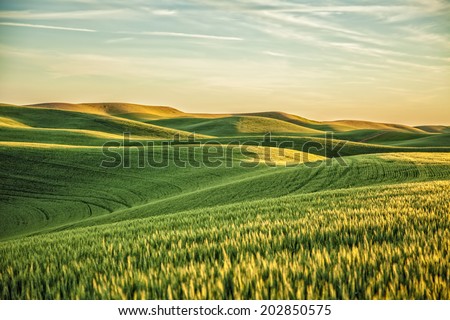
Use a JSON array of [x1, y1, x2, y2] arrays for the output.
[[64, 154, 450, 230], [0, 186, 128, 208], [2, 151, 450, 240], [35, 207, 50, 221], [359, 131, 388, 143]]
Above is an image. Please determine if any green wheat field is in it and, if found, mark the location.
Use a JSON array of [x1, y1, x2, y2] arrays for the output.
[[0, 102, 449, 299]]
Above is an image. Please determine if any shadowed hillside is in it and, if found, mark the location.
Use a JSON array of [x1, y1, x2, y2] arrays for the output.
[[415, 125, 450, 133], [27, 102, 186, 119], [0, 105, 209, 140], [0, 101, 449, 300], [1, 102, 449, 148], [239, 111, 428, 133], [149, 115, 321, 136]]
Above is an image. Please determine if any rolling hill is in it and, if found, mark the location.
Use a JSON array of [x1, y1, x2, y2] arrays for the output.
[[0, 147, 449, 299], [239, 111, 427, 133], [414, 125, 450, 133], [148, 116, 322, 136], [2, 102, 449, 147], [325, 119, 426, 133], [0, 104, 209, 141], [0, 102, 449, 299], [27, 102, 186, 119]]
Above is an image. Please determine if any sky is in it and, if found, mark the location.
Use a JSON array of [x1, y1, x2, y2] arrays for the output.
[[0, 0, 449, 125]]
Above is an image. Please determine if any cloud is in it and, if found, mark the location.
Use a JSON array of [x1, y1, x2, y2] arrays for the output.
[[263, 51, 289, 58], [0, 9, 127, 20], [384, 58, 446, 73], [327, 42, 402, 58], [0, 22, 96, 32], [411, 0, 450, 12], [105, 37, 134, 44], [131, 31, 243, 41], [245, 17, 437, 72], [260, 11, 362, 36], [276, 4, 410, 16], [152, 10, 177, 16], [200, 0, 450, 23], [402, 26, 450, 47]]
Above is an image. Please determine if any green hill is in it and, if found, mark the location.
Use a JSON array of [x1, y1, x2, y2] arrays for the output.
[[197, 136, 450, 157], [1, 101, 449, 300], [0, 116, 31, 128], [415, 125, 450, 133], [1, 144, 448, 239], [148, 117, 241, 136], [326, 120, 425, 133], [240, 111, 352, 132], [149, 116, 321, 136], [4, 103, 447, 148], [27, 102, 186, 119], [332, 130, 450, 147], [385, 133, 450, 147], [0, 147, 449, 298], [0, 105, 208, 140], [239, 111, 426, 133]]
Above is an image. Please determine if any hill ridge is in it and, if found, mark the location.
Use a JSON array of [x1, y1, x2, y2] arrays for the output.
[[3, 102, 448, 133]]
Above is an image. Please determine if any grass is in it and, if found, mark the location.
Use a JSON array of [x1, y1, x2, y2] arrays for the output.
[[1, 144, 448, 239], [0, 116, 31, 128], [326, 120, 425, 133], [0, 127, 126, 144], [148, 117, 241, 136], [197, 136, 450, 157], [1, 179, 448, 299], [27, 102, 185, 118], [384, 133, 450, 147], [0, 102, 449, 299], [332, 130, 450, 147], [236, 116, 321, 134], [415, 125, 450, 133], [149, 115, 321, 136], [238, 111, 428, 133], [0, 105, 206, 139]]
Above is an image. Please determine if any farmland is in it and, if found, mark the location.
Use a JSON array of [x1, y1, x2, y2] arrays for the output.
[[0, 103, 449, 299]]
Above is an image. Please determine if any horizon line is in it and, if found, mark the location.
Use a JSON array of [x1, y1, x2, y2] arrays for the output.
[[1, 101, 449, 127]]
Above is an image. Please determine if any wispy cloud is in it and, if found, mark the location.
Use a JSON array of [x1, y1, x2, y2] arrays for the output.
[[261, 11, 361, 36], [274, 4, 409, 16], [105, 37, 134, 44], [327, 42, 402, 58], [0, 9, 127, 20], [0, 22, 96, 32], [201, 0, 449, 23], [151, 9, 177, 16], [402, 26, 450, 47], [411, 0, 450, 12], [244, 16, 445, 76], [1, 0, 448, 123], [263, 51, 289, 58], [384, 58, 446, 73], [130, 31, 243, 41]]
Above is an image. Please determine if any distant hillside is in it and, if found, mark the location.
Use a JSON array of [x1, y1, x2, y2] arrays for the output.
[[1, 102, 449, 147], [333, 130, 450, 147], [149, 116, 321, 136], [387, 133, 450, 147], [415, 125, 450, 133], [1, 101, 450, 300], [0, 116, 31, 128], [27, 102, 186, 120], [239, 111, 352, 132], [327, 120, 426, 133], [240, 111, 427, 133], [0, 105, 208, 140]]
